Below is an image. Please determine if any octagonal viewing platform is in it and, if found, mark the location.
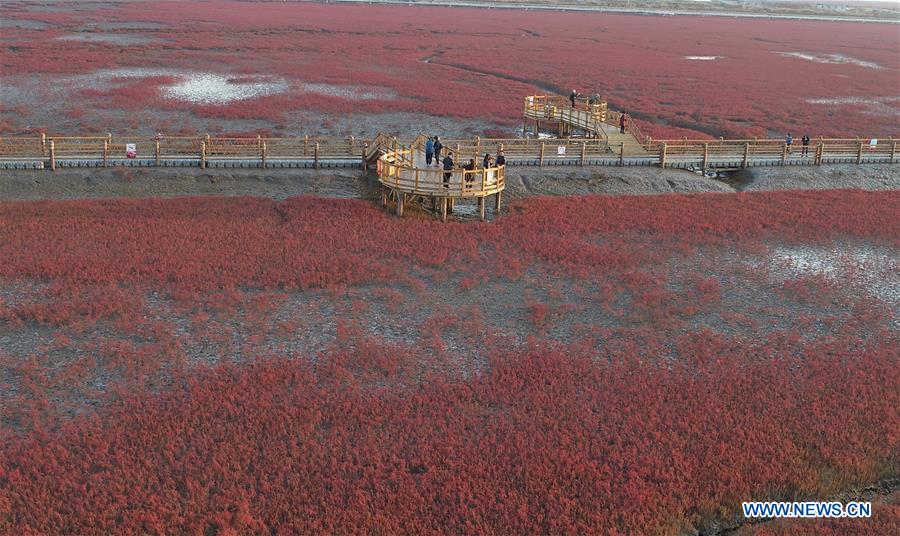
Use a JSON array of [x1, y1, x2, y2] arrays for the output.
[[377, 136, 505, 222]]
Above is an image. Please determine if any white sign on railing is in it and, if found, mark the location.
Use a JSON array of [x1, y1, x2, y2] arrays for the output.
[[125, 143, 136, 158], [557, 146, 566, 156]]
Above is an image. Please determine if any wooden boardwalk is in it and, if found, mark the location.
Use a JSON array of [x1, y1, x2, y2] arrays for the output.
[[0, 95, 896, 177], [523, 95, 650, 156]]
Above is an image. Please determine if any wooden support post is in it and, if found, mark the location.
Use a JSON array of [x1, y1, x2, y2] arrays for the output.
[[304, 135, 309, 156], [539, 142, 545, 167], [449, 198, 454, 213], [660, 142, 667, 168], [702, 142, 709, 172], [396, 193, 404, 217], [742, 142, 750, 169], [362, 142, 368, 172], [49, 140, 56, 171], [381, 188, 387, 206], [891, 138, 896, 164], [261, 141, 267, 169], [441, 197, 448, 222], [40, 132, 46, 154], [479, 196, 486, 221], [314, 142, 320, 169], [580, 141, 586, 166], [475, 136, 480, 164], [349, 135, 354, 153], [200, 141, 206, 169], [155, 140, 161, 166], [535, 120, 540, 136], [494, 191, 502, 212], [782, 143, 788, 166], [103, 140, 108, 167], [619, 142, 625, 166], [857, 140, 863, 164], [415, 168, 419, 191], [816, 142, 823, 165], [523, 117, 528, 135]]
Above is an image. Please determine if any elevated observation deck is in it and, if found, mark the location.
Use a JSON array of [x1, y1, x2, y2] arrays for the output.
[[375, 134, 505, 221]]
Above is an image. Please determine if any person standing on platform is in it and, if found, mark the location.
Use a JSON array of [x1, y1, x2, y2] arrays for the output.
[[570, 89, 578, 108], [619, 112, 627, 134], [484, 153, 496, 184], [496, 150, 506, 167], [786, 133, 793, 155], [464, 158, 476, 191], [434, 137, 443, 167], [801, 135, 810, 157], [442, 151, 454, 189], [425, 136, 434, 166]]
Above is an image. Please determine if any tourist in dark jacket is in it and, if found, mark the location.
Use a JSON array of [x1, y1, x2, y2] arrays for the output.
[[425, 136, 434, 166], [496, 151, 506, 167], [570, 89, 578, 108], [619, 112, 627, 134], [434, 137, 443, 167], [463, 158, 476, 191], [483, 153, 492, 169], [442, 152, 454, 188]]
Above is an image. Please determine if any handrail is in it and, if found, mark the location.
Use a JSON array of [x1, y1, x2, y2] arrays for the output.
[[1, 134, 896, 168], [377, 147, 505, 198], [605, 110, 649, 144]]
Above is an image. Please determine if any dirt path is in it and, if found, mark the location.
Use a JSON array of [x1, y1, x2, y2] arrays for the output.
[[0, 165, 897, 201]]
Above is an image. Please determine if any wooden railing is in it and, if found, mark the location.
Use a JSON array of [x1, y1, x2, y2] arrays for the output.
[[525, 95, 608, 126], [378, 140, 505, 199], [1, 134, 896, 170], [605, 110, 650, 145], [0, 134, 367, 169]]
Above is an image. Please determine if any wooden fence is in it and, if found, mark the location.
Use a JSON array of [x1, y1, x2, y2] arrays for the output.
[[525, 95, 646, 142], [0, 134, 896, 170], [0, 134, 367, 169]]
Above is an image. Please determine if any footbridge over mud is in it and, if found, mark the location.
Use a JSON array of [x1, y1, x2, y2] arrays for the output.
[[1, 96, 896, 221]]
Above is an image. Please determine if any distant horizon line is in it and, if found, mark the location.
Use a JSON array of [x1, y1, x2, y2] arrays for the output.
[[300, 0, 900, 24]]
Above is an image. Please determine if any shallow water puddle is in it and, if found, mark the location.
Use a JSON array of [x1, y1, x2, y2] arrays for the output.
[[780, 52, 883, 69]]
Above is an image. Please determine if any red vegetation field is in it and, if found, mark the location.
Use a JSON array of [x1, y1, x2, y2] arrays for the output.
[[1, 190, 898, 533], [1, 1, 898, 138]]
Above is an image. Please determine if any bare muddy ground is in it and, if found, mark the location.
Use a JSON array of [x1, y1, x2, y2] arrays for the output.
[[1, 164, 897, 202]]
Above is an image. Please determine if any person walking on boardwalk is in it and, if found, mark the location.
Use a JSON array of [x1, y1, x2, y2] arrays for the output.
[[442, 151, 454, 189], [801, 135, 810, 157], [434, 137, 443, 167], [786, 133, 793, 155], [570, 89, 578, 108], [619, 112, 627, 134], [425, 136, 434, 166]]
